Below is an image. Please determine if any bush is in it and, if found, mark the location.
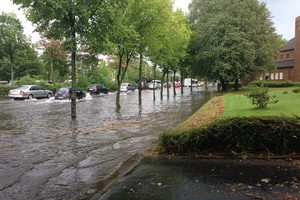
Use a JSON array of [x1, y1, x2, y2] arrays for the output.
[[248, 80, 300, 88], [292, 87, 300, 93], [245, 84, 278, 108], [158, 116, 300, 157], [0, 85, 15, 98]]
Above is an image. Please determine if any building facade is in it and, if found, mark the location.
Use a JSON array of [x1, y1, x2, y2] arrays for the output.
[[261, 16, 300, 82]]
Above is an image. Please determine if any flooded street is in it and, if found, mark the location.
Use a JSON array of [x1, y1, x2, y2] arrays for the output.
[[0, 87, 216, 199]]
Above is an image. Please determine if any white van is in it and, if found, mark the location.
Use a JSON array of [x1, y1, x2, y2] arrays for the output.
[[183, 78, 199, 87]]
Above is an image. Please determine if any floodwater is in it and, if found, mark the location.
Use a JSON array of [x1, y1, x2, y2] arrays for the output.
[[0, 87, 216, 200]]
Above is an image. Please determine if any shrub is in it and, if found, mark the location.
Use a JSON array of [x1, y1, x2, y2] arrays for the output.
[[158, 116, 300, 157], [0, 85, 15, 98], [248, 80, 299, 88], [245, 84, 278, 108], [292, 87, 300, 93]]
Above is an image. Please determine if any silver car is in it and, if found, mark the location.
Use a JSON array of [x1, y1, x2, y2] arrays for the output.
[[148, 80, 161, 90], [8, 85, 53, 100], [120, 83, 135, 92]]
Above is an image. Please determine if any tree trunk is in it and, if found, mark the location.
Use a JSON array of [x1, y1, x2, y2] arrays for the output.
[[9, 45, 14, 85], [71, 51, 77, 119], [166, 68, 169, 98], [220, 78, 225, 91], [221, 78, 228, 91], [138, 54, 142, 105], [116, 53, 123, 111], [234, 78, 239, 91], [160, 68, 166, 100], [152, 64, 156, 101], [180, 69, 184, 95], [50, 58, 54, 84], [173, 70, 176, 96]]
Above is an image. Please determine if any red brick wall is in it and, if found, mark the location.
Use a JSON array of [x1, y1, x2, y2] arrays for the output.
[[293, 16, 300, 82]]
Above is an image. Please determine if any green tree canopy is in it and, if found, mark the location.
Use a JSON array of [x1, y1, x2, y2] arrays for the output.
[[12, 0, 119, 118], [188, 0, 280, 90], [0, 12, 40, 82]]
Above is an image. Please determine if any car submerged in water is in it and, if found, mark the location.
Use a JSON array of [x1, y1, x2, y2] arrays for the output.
[[8, 85, 53, 100], [86, 84, 109, 95], [55, 87, 86, 100]]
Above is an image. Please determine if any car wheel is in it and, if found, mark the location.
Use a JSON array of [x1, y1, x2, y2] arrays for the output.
[[47, 93, 52, 98], [28, 94, 33, 99]]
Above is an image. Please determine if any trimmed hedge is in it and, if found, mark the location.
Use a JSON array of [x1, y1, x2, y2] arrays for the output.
[[248, 80, 300, 88], [159, 116, 300, 157]]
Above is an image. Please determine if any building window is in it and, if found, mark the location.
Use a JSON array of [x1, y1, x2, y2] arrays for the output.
[[271, 73, 274, 80], [280, 54, 283, 59], [275, 73, 278, 80], [287, 54, 289, 58], [279, 72, 283, 80]]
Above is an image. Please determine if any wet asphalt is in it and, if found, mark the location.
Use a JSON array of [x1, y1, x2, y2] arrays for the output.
[[95, 156, 300, 200]]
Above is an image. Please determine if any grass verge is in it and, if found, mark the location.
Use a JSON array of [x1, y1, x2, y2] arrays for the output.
[[156, 87, 300, 158]]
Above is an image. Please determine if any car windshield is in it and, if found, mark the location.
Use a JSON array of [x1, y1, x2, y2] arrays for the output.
[[58, 88, 69, 93], [121, 83, 127, 87]]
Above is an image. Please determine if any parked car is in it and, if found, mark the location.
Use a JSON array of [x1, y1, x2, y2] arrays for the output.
[[8, 85, 53, 100], [120, 83, 135, 92], [174, 81, 181, 88], [55, 87, 86, 100], [148, 80, 161, 90], [86, 84, 109, 95], [138, 82, 149, 90], [163, 82, 172, 88]]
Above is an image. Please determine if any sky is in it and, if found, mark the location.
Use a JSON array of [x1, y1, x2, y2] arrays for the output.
[[1, 0, 299, 42]]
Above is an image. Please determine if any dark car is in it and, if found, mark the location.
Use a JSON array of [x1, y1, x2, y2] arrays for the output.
[[55, 87, 86, 100], [86, 84, 109, 95]]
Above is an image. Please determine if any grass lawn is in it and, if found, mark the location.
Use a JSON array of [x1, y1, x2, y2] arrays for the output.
[[221, 87, 300, 118]]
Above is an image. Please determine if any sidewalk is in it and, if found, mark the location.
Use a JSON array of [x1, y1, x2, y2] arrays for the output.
[[94, 156, 300, 200]]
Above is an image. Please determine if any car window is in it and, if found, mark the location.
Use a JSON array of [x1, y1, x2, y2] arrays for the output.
[[36, 86, 44, 90], [30, 86, 37, 90], [17, 85, 29, 90]]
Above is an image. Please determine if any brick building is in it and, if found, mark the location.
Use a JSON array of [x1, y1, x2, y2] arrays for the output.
[[260, 16, 300, 82]]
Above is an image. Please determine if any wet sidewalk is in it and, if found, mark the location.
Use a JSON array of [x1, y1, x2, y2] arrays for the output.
[[93, 156, 300, 200]]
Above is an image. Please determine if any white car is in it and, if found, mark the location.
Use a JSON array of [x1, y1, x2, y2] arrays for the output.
[[8, 85, 53, 100], [120, 83, 135, 92], [148, 80, 161, 90]]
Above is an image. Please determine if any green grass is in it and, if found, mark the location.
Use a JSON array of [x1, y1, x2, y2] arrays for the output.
[[221, 87, 300, 118]]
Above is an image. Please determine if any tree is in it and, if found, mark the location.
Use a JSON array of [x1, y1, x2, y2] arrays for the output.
[[12, 0, 117, 118], [0, 12, 40, 83], [38, 38, 67, 83], [148, 9, 191, 99], [188, 0, 280, 91]]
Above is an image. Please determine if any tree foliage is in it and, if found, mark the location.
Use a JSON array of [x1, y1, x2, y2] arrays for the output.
[[12, 0, 117, 118], [0, 12, 40, 83], [188, 0, 280, 91], [39, 39, 67, 83]]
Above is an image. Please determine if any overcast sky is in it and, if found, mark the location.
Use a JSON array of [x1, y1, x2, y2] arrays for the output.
[[1, 0, 299, 42]]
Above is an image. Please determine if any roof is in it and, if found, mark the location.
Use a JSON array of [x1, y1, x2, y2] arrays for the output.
[[280, 38, 295, 52], [275, 58, 294, 68]]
